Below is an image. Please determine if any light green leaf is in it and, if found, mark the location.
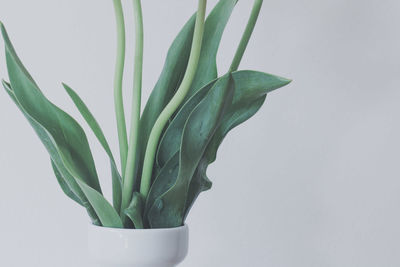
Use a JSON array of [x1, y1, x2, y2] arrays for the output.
[[1, 23, 102, 194], [2, 80, 101, 225], [76, 180, 123, 228], [51, 159, 84, 206], [124, 192, 144, 229], [0, 25, 117, 226], [63, 83, 122, 214]]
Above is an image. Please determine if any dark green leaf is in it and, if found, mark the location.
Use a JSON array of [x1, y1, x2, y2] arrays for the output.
[[157, 71, 291, 170], [156, 80, 217, 168], [63, 83, 122, 214], [147, 74, 234, 228], [205, 70, 292, 163], [145, 151, 180, 226], [183, 157, 212, 221], [149, 70, 291, 226], [183, 70, 292, 218]]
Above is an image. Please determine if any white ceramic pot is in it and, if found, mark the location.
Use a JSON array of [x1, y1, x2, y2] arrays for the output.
[[88, 224, 189, 267]]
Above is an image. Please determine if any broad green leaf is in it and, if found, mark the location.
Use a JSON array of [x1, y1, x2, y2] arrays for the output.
[[183, 71, 292, 218], [156, 80, 217, 168], [205, 70, 292, 163], [2, 80, 101, 225], [148, 71, 291, 226], [76, 180, 123, 228], [1, 23, 102, 194], [147, 74, 234, 228], [63, 83, 122, 214], [157, 71, 291, 170], [124, 192, 144, 229], [137, 0, 237, 190]]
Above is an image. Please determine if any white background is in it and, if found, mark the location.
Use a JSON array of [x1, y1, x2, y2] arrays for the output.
[[0, 0, 399, 266]]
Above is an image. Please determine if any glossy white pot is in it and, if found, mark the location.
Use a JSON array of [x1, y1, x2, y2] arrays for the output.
[[88, 224, 189, 267]]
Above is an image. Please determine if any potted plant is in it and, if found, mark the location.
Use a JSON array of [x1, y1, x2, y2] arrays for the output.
[[0, 0, 291, 266]]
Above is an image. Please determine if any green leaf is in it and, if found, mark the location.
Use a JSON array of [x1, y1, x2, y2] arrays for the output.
[[2, 80, 101, 225], [205, 70, 292, 163], [147, 74, 234, 228], [157, 71, 291, 170], [1, 23, 102, 194], [137, 0, 237, 190], [186, 0, 238, 98], [156, 80, 217, 168], [0, 25, 121, 226], [137, 15, 196, 191], [51, 159, 84, 206], [124, 192, 144, 229], [183, 157, 212, 221], [183, 70, 292, 218], [148, 71, 291, 227], [76, 180, 123, 228], [145, 151, 180, 225], [63, 83, 122, 214]]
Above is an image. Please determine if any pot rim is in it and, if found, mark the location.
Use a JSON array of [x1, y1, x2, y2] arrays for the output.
[[88, 223, 188, 232]]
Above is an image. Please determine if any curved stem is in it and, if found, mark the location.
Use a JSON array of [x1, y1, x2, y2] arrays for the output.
[[140, 0, 208, 198], [112, 0, 128, 175], [229, 0, 264, 72], [121, 0, 144, 216]]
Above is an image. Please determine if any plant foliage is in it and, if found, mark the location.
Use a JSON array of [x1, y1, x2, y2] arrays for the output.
[[0, 0, 291, 229]]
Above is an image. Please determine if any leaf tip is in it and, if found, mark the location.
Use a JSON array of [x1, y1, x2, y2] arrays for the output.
[[1, 79, 10, 90], [0, 21, 6, 38], [62, 82, 73, 92], [280, 76, 293, 86]]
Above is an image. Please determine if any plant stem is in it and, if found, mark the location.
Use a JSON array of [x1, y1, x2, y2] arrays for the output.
[[112, 0, 128, 175], [140, 0, 208, 198], [121, 0, 144, 216], [229, 0, 264, 72]]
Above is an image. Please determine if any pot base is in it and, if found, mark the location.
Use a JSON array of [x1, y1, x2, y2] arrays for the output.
[[88, 224, 189, 267]]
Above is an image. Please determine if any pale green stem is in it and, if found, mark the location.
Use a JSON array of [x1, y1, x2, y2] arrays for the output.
[[140, 0, 208, 198], [121, 0, 144, 217], [229, 0, 264, 72], [112, 0, 128, 175]]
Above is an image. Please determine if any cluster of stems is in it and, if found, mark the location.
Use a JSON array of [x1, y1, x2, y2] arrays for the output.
[[111, 0, 264, 219]]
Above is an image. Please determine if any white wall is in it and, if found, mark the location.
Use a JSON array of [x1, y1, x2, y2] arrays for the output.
[[0, 0, 399, 266]]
